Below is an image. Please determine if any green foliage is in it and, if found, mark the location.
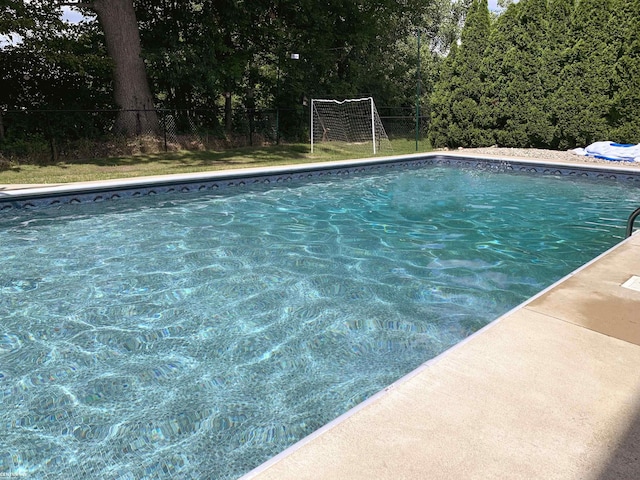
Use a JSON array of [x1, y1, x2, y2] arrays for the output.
[[429, 42, 457, 148], [7, 0, 637, 155], [429, 0, 492, 148], [483, 0, 553, 147], [430, 0, 640, 149], [542, 0, 574, 148], [608, 0, 640, 143], [132, 0, 451, 116], [550, 0, 615, 147], [1, 6, 112, 151], [2, 0, 472, 152]]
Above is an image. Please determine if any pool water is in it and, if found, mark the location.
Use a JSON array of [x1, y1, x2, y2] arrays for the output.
[[1, 166, 638, 479]]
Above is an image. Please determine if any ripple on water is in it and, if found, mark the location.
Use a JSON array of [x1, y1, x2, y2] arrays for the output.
[[79, 375, 136, 406], [0, 333, 22, 355]]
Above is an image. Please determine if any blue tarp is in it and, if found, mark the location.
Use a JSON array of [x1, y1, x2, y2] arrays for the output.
[[571, 141, 640, 162]]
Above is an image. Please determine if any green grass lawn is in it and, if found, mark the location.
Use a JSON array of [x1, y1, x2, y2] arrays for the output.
[[0, 140, 430, 185]]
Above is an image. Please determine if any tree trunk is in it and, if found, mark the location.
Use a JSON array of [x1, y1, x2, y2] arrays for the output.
[[93, 0, 158, 136], [0, 112, 4, 142]]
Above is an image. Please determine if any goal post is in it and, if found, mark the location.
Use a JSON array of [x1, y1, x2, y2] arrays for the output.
[[310, 97, 392, 156]]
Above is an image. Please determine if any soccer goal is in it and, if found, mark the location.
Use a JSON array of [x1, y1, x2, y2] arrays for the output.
[[310, 97, 392, 156]]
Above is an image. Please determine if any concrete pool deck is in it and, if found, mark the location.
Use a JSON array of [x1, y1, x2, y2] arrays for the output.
[[2, 153, 640, 479]]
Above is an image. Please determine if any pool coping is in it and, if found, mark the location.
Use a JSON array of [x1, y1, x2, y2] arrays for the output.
[[3, 152, 640, 478], [3, 152, 640, 211]]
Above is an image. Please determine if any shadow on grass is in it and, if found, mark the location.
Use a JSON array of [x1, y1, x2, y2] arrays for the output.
[[62, 144, 313, 168], [0, 141, 424, 184], [0, 144, 317, 183]]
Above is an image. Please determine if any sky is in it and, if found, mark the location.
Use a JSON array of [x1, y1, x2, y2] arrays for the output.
[[61, 7, 86, 24], [1, 6, 90, 46], [489, 0, 510, 11]]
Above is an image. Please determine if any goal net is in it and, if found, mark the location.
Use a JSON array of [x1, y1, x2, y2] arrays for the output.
[[311, 97, 392, 156]]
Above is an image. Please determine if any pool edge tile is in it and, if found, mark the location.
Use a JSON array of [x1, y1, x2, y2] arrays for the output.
[[3, 153, 640, 211]]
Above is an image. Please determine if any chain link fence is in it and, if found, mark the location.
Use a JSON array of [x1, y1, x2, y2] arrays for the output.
[[0, 106, 429, 164], [378, 106, 429, 144]]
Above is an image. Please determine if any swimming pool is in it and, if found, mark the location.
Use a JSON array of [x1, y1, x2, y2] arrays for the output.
[[1, 157, 639, 479]]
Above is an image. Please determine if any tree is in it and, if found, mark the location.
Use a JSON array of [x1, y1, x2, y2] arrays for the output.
[[552, 0, 616, 147], [429, 0, 492, 148], [61, 0, 157, 135], [608, 0, 640, 143], [1, 0, 29, 38], [428, 41, 458, 147], [544, 0, 575, 148], [3, 0, 488, 149], [429, 0, 638, 150], [126, 0, 452, 140], [482, 0, 551, 147], [1, 2, 111, 154]]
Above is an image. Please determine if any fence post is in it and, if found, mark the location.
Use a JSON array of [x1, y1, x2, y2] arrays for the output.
[[45, 112, 58, 163], [248, 108, 255, 147], [162, 110, 167, 152]]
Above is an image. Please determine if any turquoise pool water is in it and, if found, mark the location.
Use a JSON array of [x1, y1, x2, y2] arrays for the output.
[[1, 166, 638, 479]]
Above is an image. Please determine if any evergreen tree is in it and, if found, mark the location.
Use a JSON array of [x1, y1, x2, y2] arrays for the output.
[[429, 0, 639, 150], [544, 0, 575, 148], [429, 42, 458, 147], [429, 0, 492, 148], [483, 0, 551, 147], [609, 0, 640, 143], [553, 0, 616, 147]]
